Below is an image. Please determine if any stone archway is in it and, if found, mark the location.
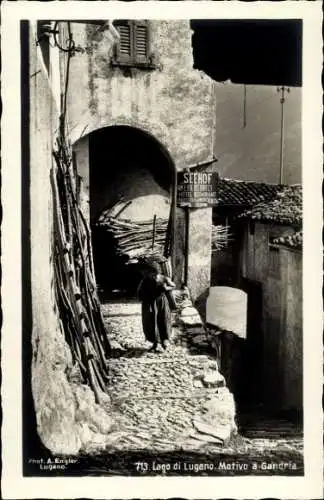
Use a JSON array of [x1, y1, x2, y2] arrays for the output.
[[72, 116, 177, 221], [70, 115, 176, 162], [73, 124, 178, 296]]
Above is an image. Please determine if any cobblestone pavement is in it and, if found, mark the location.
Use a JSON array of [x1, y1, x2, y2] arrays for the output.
[[101, 299, 303, 467]]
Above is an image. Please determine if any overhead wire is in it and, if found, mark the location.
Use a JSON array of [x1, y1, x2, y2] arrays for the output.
[[215, 83, 278, 129]]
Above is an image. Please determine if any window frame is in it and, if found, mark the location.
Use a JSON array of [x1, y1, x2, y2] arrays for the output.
[[111, 20, 156, 70]]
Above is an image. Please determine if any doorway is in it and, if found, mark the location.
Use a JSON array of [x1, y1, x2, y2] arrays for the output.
[[88, 125, 176, 299], [239, 277, 264, 407]]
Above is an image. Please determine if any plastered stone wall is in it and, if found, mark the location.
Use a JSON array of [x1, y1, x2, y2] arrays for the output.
[[67, 21, 214, 167], [187, 207, 213, 306], [28, 24, 115, 455], [68, 20, 215, 298]]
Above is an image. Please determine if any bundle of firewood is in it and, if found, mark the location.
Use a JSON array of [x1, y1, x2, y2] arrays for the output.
[[95, 210, 168, 261], [211, 225, 232, 250]]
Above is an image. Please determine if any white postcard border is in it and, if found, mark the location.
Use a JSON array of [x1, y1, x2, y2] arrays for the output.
[[1, 1, 323, 499]]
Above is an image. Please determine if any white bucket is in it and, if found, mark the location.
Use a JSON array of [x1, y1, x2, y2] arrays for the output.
[[206, 286, 247, 339]]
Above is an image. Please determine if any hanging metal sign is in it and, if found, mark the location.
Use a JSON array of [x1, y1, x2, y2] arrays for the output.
[[177, 171, 219, 208]]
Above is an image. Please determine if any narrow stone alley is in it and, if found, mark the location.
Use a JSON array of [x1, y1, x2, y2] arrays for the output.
[[102, 300, 235, 453], [77, 298, 305, 476]]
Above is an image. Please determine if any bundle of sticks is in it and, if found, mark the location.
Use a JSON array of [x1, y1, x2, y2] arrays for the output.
[[52, 138, 111, 404], [95, 207, 168, 261], [211, 225, 232, 250]]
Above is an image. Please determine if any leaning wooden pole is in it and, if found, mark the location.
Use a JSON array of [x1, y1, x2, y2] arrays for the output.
[[151, 214, 157, 250]]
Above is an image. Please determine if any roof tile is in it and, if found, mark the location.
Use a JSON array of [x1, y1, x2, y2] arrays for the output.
[[216, 178, 280, 207], [273, 230, 302, 249], [240, 184, 302, 225]]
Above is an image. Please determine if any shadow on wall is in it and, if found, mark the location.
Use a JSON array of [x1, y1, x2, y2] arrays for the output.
[[94, 166, 170, 222], [89, 126, 174, 223], [194, 288, 209, 323]]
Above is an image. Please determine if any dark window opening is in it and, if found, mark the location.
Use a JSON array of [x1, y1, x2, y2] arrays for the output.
[[112, 20, 155, 69]]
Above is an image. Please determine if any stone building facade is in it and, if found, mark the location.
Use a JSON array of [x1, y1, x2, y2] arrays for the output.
[[211, 182, 302, 411], [23, 19, 216, 455], [68, 20, 215, 300], [23, 20, 124, 456]]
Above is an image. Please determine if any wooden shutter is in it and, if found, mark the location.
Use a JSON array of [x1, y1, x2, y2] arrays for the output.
[[134, 22, 148, 62], [113, 20, 151, 66], [114, 21, 132, 62]]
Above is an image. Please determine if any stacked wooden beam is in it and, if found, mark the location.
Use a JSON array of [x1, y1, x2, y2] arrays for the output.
[[52, 138, 111, 404]]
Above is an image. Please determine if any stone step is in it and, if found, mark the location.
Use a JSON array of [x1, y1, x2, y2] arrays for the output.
[[193, 419, 232, 443]]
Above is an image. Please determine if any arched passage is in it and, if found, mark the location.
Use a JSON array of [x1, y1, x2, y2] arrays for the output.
[[88, 125, 177, 297]]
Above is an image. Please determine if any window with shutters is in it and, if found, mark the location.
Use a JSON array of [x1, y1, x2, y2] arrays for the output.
[[112, 20, 155, 69]]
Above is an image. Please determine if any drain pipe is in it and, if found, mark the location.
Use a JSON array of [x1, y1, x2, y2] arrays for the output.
[[184, 206, 190, 286]]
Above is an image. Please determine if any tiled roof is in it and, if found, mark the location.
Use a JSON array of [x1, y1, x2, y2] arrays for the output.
[[273, 230, 302, 249], [240, 185, 302, 225], [216, 178, 280, 207]]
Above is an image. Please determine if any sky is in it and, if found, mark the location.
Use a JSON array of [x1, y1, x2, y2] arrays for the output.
[[214, 83, 301, 185]]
